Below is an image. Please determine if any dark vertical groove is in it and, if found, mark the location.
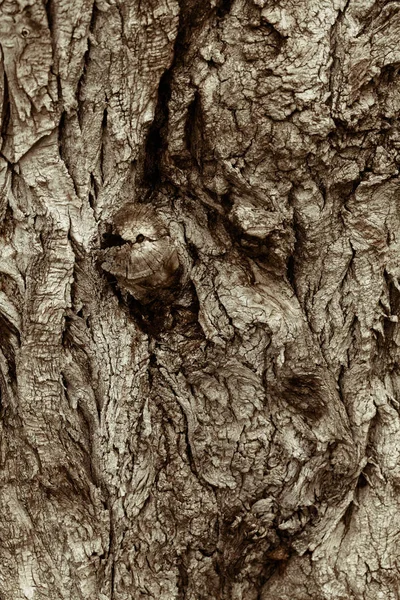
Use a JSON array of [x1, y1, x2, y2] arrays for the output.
[[185, 91, 204, 167], [44, 0, 54, 31], [177, 555, 189, 600], [141, 69, 173, 189], [58, 110, 66, 158], [76, 3, 99, 126], [1, 71, 10, 148], [139, 0, 213, 193]]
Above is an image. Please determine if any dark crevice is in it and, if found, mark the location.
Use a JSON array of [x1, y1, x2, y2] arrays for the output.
[[58, 110, 66, 159], [110, 539, 116, 600], [76, 35, 92, 126], [91, 171, 99, 197], [357, 471, 369, 489], [177, 555, 189, 600], [183, 414, 199, 478], [99, 271, 177, 337], [147, 352, 158, 392], [178, 0, 216, 42], [138, 0, 214, 195], [99, 105, 108, 183], [140, 69, 173, 190], [258, 553, 291, 587], [0, 314, 20, 382], [0, 370, 11, 420], [101, 105, 108, 130], [206, 204, 221, 230], [286, 254, 295, 287], [198, 546, 217, 558], [220, 192, 233, 211], [216, 0, 234, 19], [342, 501, 355, 532], [101, 229, 127, 249], [44, 0, 54, 32], [185, 239, 200, 265], [1, 71, 10, 146], [76, 4, 99, 126], [184, 91, 204, 168], [122, 272, 185, 338], [282, 373, 327, 419], [378, 63, 400, 86], [327, 5, 343, 112], [88, 191, 95, 210], [88, 171, 101, 213]]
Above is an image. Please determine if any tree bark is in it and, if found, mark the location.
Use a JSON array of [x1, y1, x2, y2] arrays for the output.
[[0, 0, 399, 598]]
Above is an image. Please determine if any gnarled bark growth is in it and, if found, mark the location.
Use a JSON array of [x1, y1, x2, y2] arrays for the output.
[[0, 1, 399, 599]]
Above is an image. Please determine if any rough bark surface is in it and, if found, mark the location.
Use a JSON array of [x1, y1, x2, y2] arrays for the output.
[[0, 0, 399, 598]]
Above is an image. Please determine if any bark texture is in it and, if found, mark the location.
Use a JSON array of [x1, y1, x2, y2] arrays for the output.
[[0, 0, 399, 598]]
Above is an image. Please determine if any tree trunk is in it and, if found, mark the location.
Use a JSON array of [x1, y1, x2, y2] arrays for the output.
[[0, 0, 399, 598]]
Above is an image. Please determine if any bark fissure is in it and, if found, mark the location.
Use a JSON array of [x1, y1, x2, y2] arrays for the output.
[[1, 0, 400, 598]]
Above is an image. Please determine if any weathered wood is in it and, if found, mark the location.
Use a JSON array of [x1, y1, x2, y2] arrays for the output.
[[0, 0, 399, 598]]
